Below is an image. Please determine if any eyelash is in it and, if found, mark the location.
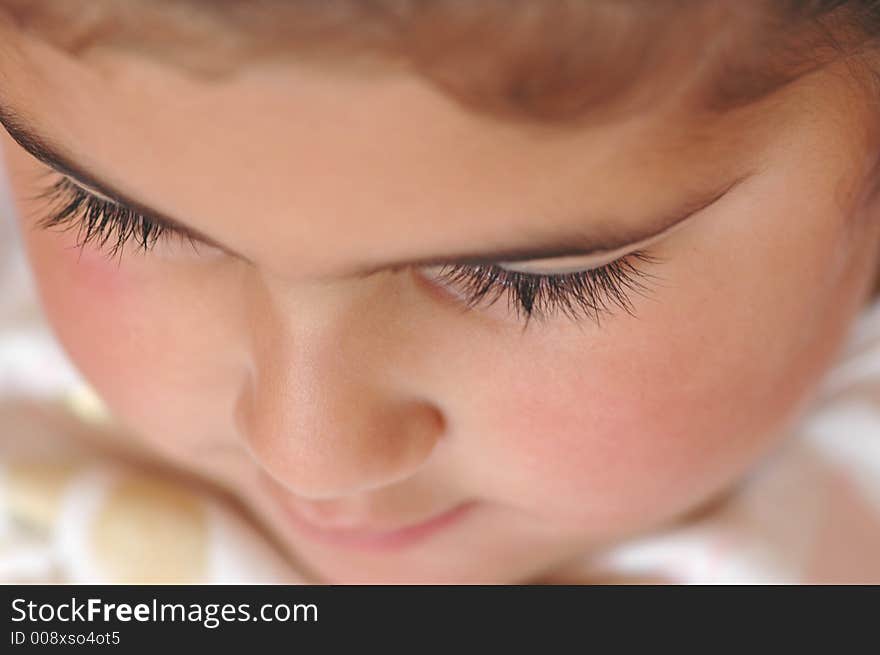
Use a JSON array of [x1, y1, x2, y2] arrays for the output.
[[425, 254, 664, 329], [35, 174, 664, 328], [34, 175, 193, 259]]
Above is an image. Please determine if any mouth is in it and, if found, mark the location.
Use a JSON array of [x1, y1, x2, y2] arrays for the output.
[[264, 484, 476, 550]]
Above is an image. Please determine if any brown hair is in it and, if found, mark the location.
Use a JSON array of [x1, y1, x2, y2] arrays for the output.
[[5, 1, 880, 121]]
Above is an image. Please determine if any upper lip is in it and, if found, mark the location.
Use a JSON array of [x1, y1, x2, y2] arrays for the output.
[[286, 500, 468, 536], [260, 473, 467, 536]]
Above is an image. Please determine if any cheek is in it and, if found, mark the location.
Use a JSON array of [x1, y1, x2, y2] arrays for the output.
[[24, 229, 147, 396], [5, 139, 259, 494], [19, 223, 242, 463], [472, 323, 787, 535], [470, 176, 876, 534], [476, 321, 819, 538]]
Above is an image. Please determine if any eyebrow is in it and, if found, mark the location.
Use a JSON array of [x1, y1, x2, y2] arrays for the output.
[[0, 105, 742, 276]]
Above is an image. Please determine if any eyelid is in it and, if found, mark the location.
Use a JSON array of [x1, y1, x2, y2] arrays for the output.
[[63, 174, 161, 219], [61, 174, 240, 259], [497, 213, 694, 275], [67, 177, 118, 205]]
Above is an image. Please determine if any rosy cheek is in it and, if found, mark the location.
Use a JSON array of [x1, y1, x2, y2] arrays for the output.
[[22, 228, 240, 465], [24, 230, 146, 405], [475, 304, 792, 534], [56, 240, 132, 299]]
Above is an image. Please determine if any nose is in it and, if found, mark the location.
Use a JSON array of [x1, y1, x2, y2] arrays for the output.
[[235, 276, 446, 500]]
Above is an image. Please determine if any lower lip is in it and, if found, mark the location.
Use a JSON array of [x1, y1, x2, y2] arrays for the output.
[[280, 500, 477, 551]]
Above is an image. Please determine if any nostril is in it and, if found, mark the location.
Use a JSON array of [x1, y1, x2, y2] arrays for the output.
[[236, 333, 447, 499], [247, 400, 445, 501]]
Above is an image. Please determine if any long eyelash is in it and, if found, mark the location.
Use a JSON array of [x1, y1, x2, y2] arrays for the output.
[[31, 175, 662, 329], [32, 175, 194, 261], [429, 251, 666, 330]]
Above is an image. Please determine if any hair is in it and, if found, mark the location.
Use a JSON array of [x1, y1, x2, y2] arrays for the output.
[[5, 1, 880, 119], [4, 0, 880, 296]]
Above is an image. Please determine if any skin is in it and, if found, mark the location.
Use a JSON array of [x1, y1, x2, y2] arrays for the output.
[[2, 15, 880, 583]]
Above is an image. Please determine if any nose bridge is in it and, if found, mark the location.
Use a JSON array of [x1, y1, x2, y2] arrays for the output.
[[235, 272, 444, 499]]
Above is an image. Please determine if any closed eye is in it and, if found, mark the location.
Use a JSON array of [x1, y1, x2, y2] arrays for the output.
[[419, 250, 666, 330], [32, 174, 204, 261]]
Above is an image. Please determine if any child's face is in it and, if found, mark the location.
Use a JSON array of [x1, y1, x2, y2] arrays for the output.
[[3, 25, 880, 582]]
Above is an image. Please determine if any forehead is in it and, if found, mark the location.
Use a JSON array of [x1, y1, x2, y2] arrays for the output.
[[0, 8, 819, 279]]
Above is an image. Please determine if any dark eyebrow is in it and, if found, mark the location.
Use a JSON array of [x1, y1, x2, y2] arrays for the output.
[[0, 105, 742, 276]]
